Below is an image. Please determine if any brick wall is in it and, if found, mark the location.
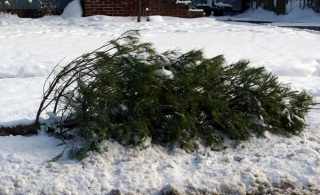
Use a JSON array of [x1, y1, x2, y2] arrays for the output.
[[83, 0, 204, 18]]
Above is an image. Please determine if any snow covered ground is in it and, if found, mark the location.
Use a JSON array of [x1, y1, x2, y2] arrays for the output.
[[0, 1, 320, 194]]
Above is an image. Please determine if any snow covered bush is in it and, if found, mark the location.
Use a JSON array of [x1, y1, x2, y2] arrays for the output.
[[37, 0, 60, 16], [36, 30, 313, 160]]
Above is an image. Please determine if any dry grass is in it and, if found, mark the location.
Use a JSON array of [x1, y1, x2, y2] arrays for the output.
[[0, 124, 39, 136], [0, 0, 31, 17]]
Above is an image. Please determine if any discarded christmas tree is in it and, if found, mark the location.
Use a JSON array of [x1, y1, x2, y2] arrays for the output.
[[36, 30, 313, 160]]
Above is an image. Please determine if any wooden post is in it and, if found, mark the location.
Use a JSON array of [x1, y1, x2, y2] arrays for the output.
[[138, 0, 141, 22]]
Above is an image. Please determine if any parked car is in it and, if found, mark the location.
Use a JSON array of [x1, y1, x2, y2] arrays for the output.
[[195, 0, 245, 16]]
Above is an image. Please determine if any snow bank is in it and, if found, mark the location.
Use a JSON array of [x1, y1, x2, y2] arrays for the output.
[[61, 0, 83, 19], [147, 15, 164, 22], [1, 131, 320, 194]]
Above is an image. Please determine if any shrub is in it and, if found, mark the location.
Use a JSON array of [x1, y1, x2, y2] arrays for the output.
[[0, 0, 33, 16], [37, 0, 60, 16], [36, 30, 313, 160]]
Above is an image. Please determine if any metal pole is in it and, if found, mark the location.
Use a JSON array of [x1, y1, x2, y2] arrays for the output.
[[138, 0, 141, 22]]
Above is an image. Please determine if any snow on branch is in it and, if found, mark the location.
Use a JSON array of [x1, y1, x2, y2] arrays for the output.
[[176, 0, 192, 5]]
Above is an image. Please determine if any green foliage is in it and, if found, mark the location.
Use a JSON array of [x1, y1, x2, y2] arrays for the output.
[[49, 148, 65, 162], [37, 30, 313, 160]]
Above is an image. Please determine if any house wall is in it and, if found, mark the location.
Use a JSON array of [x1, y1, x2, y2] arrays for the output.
[[83, 0, 204, 18], [1, 0, 72, 10], [316, 0, 320, 12], [1, 0, 73, 18]]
